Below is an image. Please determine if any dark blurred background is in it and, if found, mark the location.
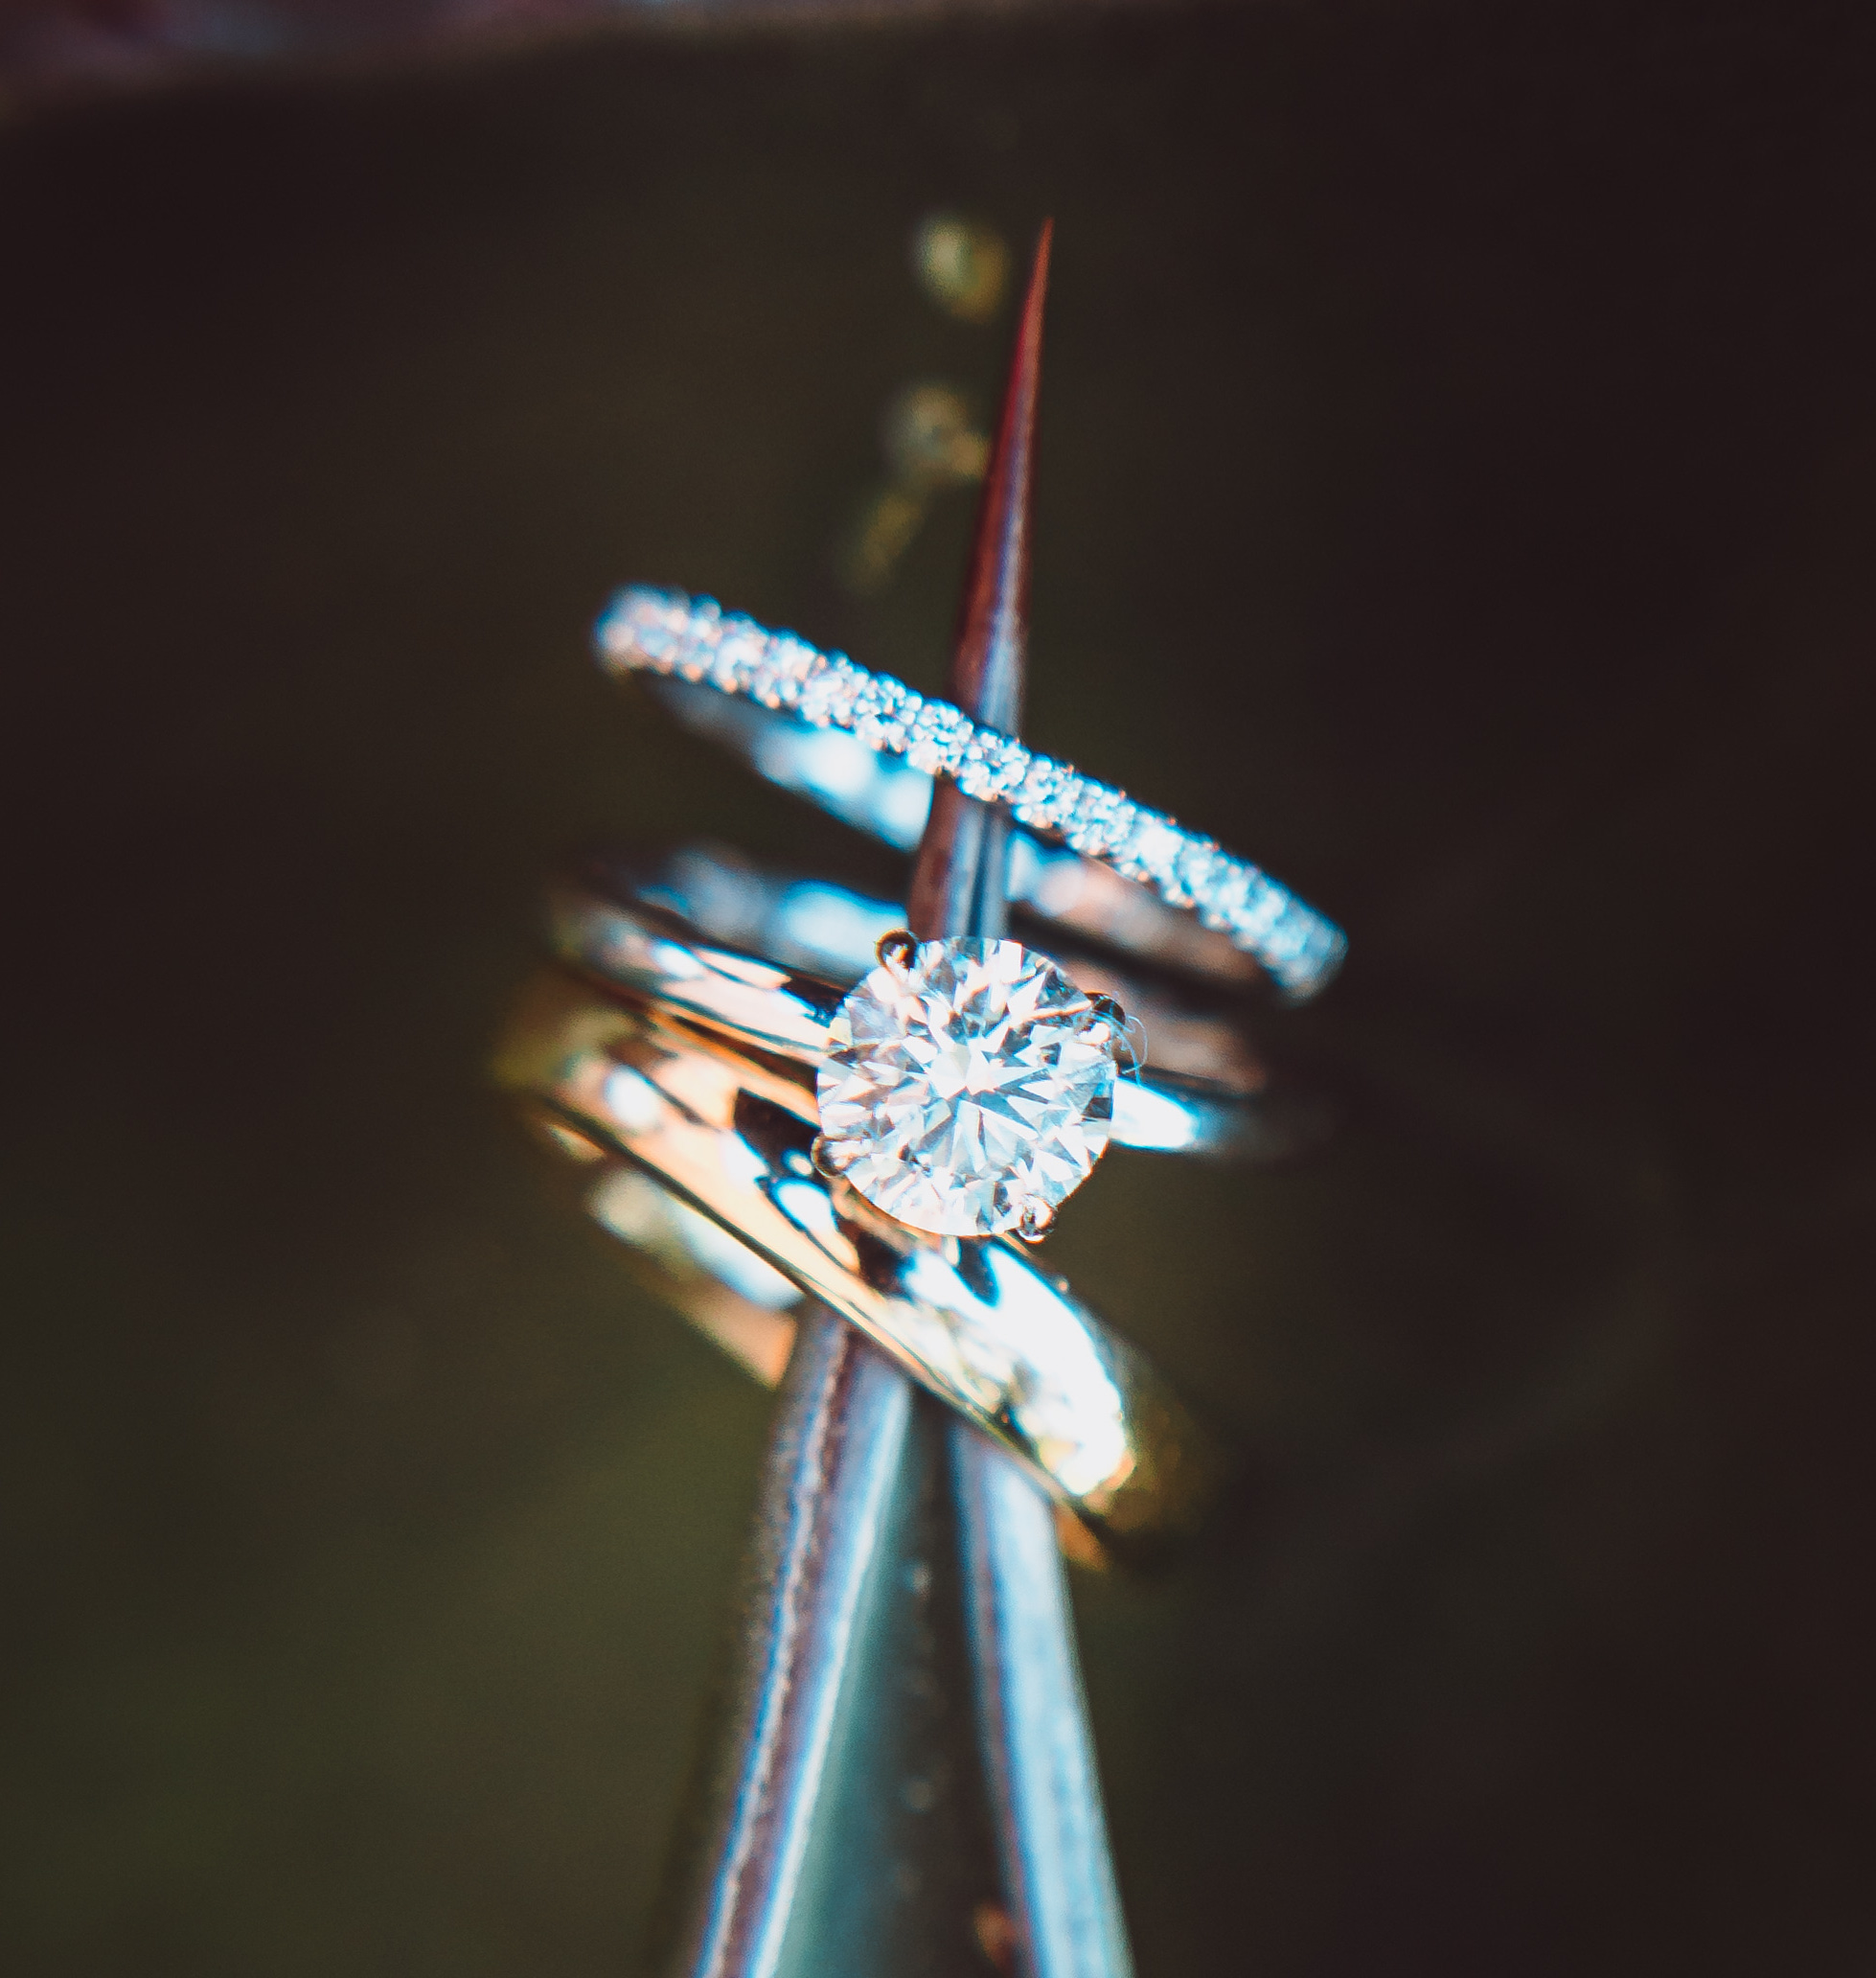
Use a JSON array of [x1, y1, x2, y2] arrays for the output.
[[4, 2, 1875, 1971]]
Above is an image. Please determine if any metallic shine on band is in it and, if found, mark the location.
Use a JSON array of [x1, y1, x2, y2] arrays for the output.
[[550, 874, 1307, 1162], [606, 845, 1284, 1108], [496, 978, 1224, 1555], [598, 586, 1347, 1001]]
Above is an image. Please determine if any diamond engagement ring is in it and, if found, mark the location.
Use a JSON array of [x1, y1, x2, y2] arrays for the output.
[[598, 586, 1346, 1000], [590, 842, 1301, 1110], [549, 862, 1332, 1235], [495, 976, 1225, 1553], [550, 859, 1315, 1143]]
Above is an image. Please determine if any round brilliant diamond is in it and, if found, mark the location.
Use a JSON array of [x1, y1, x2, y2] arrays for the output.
[[816, 936, 1119, 1237]]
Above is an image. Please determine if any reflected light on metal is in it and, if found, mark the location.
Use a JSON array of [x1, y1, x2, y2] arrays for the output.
[[1110, 1080, 1201, 1151], [606, 845, 1280, 1098], [498, 988, 1221, 1549], [955, 1438, 1132, 1978], [547, 872, 1313, 1162], [686, 1309, 913, 1978]]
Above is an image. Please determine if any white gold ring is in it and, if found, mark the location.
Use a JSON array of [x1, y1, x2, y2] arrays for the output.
[[550, 864, 1334, 1234]]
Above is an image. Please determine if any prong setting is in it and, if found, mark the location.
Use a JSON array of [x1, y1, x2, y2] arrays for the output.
[[876, 928, 919, 976], [1083, 992, 1142, 1073]]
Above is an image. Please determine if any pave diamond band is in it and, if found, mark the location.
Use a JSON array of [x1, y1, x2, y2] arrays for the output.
[[598, 586, 1347, 1000]]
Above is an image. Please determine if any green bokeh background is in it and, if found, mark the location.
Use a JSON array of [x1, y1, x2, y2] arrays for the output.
[[4, 3, 1873, 1970]]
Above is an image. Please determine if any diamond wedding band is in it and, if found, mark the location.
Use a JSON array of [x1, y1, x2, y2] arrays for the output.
[[599, 587, 1346, 1000]]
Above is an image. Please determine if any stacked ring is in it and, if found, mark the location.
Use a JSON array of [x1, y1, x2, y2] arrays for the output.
[[503, 586, 1345, 1557]]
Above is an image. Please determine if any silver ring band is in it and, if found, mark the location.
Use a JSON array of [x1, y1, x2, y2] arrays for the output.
[[550, 858, 1332, 1163], [598, 586, 1346, 1000], [496, 977, 1225, 1555]]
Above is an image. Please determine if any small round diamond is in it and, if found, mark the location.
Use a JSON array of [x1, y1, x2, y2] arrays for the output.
[[816, 936, 1119, 1237]]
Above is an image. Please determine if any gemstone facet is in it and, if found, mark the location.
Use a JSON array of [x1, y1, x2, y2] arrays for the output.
[[816, 936, 1119, 1237]]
